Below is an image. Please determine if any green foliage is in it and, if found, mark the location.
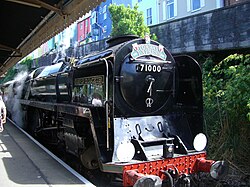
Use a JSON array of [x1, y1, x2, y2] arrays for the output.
[[19, 56, 33, 71], [203, 54, 250, 173], [0, 56, 33, 84], [109, 4, 157, 40], [204, 54, 250, 122], [0, 66, 16, 84]]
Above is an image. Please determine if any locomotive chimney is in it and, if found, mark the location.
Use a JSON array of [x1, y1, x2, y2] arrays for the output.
[[106, 35, 139, 48]]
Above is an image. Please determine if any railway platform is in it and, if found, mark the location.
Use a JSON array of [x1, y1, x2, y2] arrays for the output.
[[0, 120, 95, 187]]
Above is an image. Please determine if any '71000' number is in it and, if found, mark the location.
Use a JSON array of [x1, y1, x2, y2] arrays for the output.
[[136, 64, 162, 73]]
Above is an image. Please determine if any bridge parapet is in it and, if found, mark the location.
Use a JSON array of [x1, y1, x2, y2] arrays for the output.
[[150, 2, 250, 54]]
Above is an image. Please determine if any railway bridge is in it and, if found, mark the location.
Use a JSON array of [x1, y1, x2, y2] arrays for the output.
[[150, 2, 250, 60]]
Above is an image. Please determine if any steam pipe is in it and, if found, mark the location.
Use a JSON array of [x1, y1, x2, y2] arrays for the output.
[[162, 170, 174, 187], [124, 170, 162, 187], [101, 58, 109, 149]]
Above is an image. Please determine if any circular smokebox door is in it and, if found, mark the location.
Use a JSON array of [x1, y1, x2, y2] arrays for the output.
[[119, 57, 174, 114]]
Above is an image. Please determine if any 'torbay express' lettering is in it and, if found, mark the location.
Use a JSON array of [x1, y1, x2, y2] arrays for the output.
[[131, 43, 167, 61]]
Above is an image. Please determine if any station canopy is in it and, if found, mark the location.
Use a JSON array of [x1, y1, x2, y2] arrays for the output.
[[0, 0, 105, 77]]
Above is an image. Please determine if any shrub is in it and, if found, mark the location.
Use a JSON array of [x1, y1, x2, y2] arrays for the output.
[[203, 54, 250, 173]]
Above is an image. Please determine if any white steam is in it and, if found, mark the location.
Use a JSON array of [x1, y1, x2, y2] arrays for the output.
[[5, 71, 28, 128]]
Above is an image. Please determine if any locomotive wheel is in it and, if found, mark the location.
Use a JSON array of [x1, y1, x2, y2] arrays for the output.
[[80, 145, 99, 170], [27, 108, 40, 136]]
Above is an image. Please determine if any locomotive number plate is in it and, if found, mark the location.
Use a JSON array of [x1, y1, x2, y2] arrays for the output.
[[136, 64, 162, 73]]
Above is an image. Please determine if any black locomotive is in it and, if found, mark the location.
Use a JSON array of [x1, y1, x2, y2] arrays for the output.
[[2, 35, 227, 186]]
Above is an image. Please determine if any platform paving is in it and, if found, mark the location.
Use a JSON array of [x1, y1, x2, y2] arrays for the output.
[[0, 120, 95, 187]]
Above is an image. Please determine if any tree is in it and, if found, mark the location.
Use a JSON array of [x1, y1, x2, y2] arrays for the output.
[[0, 56, 33, 84], [109, 4, 157, 40]]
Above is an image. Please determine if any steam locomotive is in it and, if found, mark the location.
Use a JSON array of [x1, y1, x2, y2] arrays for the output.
[[2, 35, 227, 186]]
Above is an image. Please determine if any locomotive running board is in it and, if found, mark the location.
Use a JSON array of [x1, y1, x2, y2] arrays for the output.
[[19, 99, 92, 118]]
